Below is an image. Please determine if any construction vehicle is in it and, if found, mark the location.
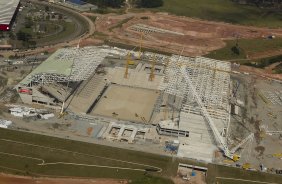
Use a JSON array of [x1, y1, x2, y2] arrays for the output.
[[124, 52, 130, 78], [242, 163, 251, 170], [128, 53, 135, 65]]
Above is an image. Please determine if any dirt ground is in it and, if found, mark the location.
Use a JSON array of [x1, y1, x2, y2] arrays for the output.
[[228, 74, 282, 171], [0, 173, 127, 184], [237, 64, 282, 80], [173, 167, 206, 184], [92, 12, 282, 56], [91, 84, 159, 123]]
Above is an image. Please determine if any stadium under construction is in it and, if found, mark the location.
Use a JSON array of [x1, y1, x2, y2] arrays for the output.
[[16, 45, 253, 163]]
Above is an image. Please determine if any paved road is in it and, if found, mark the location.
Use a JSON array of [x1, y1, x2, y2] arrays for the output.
[[216, 176, 279, 184], [0, 0, 95, 57]]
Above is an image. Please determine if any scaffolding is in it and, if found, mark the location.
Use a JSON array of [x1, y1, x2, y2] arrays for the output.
[[22, 46, 110, 86], [161, 54, 236, 159], [161, 56, 231, 122]]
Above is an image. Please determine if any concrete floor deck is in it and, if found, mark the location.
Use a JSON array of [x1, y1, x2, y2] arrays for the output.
[[91, 84, 159, 123]]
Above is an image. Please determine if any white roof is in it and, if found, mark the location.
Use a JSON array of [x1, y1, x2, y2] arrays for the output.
[[0, 0, 20, 25]]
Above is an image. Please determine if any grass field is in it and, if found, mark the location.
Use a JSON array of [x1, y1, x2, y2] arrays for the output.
[[207, 164, 282, 184], [206, 38, 282, 61], [0, 128, 190, 183], [0, 128, 281, 184], [152, 0, 282, 28], [35, 21, 76, 45], [273, 63, 282, 74], [245, 55, 282, 72]]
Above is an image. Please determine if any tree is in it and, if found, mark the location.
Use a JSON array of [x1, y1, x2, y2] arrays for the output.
[[137, 0, 163, 8], [25, 18, 34, 28], [9, 32, 15, 40], [16, 31, 32, 41], [87, 0, 125, 8], [29, 41, 37, 48], [231, 45, 240, 55], [46, 15, 50, 20]]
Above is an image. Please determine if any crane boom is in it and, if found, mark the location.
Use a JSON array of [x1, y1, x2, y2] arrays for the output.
[[138, 33, 144, 59], [180, 65, 233, 159], [230, 133, 254, 154], [149, 54, 156, 81]]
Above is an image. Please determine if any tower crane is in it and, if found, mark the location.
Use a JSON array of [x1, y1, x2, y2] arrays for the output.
[[124, 52, 131, 78], [163, 58, 170, 83], [149, 54, 156, 81], [138, 32, 144, 59], [123, 45, 138, 79]]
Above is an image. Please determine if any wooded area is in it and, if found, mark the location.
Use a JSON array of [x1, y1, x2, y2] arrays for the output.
[[133, 0, 164, 8], [233, 0, 282, 7], [85, 0, 125, 8]]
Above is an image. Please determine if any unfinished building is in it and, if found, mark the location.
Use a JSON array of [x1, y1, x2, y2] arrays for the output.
[[159, 56, 232, 162], [16, 46, 109, 107], [17, 45, 242, 163]]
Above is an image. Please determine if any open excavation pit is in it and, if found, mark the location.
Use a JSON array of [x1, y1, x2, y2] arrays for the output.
[[90, 84, 160, 123]]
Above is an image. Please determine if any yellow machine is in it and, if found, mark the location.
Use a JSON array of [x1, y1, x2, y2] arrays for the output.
[[124, 52, 132, 78], [273, 153, 282, 158], [242, 163, 251, 170], [232, 154, 240, 162], [128, 53, 135, 65]]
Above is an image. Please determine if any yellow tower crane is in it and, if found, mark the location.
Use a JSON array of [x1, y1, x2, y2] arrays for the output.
[[138, 32, 144, 59], [149, 55, 156, 81], [124, 52, 131, 78]]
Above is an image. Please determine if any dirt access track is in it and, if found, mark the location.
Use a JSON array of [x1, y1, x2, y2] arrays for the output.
[[92, 12, 282, 56], [0, 173, 128, 184]]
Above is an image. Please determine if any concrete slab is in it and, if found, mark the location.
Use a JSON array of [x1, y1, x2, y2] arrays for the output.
[[91, 84, 159, 123], [177, 140, 217, 163], [107, 67, 163, 90]]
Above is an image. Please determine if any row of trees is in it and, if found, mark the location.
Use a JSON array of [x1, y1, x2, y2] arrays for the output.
[[134, 0, 163, 8], [86, 0, 125, 8], [232, 0, 282, 7]]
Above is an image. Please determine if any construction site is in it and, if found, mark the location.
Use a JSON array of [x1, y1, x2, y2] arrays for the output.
[[1, 0, 282, 183], [11, 40, 266, 167]]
